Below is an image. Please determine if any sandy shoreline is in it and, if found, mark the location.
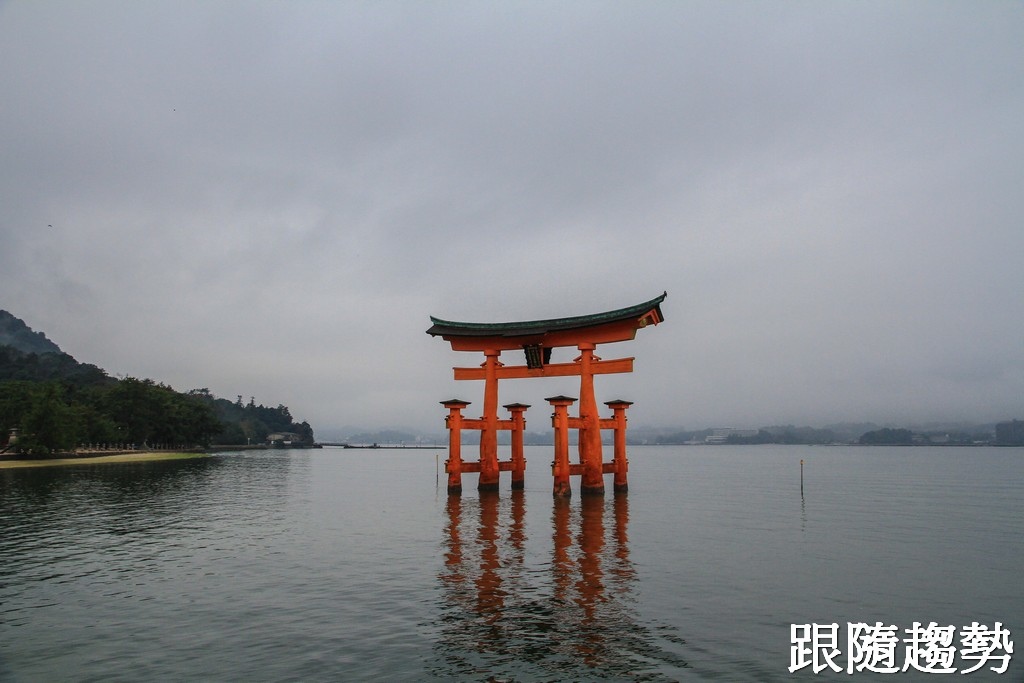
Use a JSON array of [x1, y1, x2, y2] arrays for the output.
[[0, 451, 211, 469]]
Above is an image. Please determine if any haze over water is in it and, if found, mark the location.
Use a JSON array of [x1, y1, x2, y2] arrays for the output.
[[1, 445, 1020, 681]]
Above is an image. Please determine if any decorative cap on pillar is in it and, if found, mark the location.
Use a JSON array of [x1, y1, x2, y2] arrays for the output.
[[503, 402, 531, 410], [545, 395, 578, 405], [441, 399, 471, 408], [604, 399, 634, 408]]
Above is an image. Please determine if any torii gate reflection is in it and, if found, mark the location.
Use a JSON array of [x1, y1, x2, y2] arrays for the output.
[[433, 493, 680, 678]]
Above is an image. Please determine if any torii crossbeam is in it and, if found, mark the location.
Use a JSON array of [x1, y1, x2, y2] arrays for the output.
[[427, 292, 666, 496]]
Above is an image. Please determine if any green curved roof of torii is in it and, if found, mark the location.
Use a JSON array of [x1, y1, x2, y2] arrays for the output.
[[426, 292, 666, 339]]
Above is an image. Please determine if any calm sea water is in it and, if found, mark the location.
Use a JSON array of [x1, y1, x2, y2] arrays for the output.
[[0, 445, 1020, 682]]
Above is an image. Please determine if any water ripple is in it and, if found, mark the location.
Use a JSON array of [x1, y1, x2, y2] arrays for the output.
[[0, 447, 1021, 681]]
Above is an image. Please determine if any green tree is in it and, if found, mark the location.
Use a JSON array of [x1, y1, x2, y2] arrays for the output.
[[99, 378, 163, 445], [18, 383, 78, 455], [98, 378, 220, 447]]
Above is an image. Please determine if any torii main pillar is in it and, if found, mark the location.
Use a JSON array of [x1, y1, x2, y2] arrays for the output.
[[428, 292, 666, 495]]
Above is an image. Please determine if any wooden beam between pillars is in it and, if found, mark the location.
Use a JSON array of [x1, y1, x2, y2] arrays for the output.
[[453, 357, 634, 381]]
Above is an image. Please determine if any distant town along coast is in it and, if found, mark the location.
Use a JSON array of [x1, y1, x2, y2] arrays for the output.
[[630, 422, 1023, 446]]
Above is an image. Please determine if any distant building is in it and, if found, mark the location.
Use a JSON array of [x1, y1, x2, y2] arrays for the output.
[[705, 428, 759, 444], [267, 432, 304, 447]]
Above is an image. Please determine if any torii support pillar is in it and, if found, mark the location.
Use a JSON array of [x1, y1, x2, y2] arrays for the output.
[[478, 350, 501, 492], [505, 403, 529, 490], [442, 398, 529, 494], [441, 399, 470, 495], [548, 395, 576, 498], [605, 400, 633, 494], [576, 343, 605, 496]]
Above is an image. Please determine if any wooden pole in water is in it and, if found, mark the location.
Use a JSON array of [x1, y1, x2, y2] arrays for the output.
[[800, 459, 804, 495]]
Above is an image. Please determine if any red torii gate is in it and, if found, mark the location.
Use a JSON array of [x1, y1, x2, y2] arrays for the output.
[[427, 292, 666, 496]]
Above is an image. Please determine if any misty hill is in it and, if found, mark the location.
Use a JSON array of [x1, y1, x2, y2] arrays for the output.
[[0, 311, 314, 454], [0, 311, 62, 355], [0, 312, 110, 386]]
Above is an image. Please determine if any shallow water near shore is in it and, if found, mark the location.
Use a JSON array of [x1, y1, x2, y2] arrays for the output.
[[1, 445, 1021, 681], [0, 451, 208, 468]]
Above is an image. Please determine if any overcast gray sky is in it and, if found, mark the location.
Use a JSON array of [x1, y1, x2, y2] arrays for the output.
[[3, 1, 1022, 435]]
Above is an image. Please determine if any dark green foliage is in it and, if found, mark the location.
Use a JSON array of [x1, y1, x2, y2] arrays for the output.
[[94, 378, 223, 447], [16, 384, 79, 455], [0, 381, 36, 433], [0, 345, 110, 386], [0, 311, 313, 453], [1, 377, 224, 452], [187, 389, 315, 446]]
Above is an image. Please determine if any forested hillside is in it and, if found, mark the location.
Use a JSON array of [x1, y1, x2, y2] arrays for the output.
[[0, 312, 314, 455], [0, 310, 62, 355]]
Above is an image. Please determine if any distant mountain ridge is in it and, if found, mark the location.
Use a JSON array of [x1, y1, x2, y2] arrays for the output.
[[0, 311, 62, 355]]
